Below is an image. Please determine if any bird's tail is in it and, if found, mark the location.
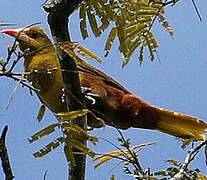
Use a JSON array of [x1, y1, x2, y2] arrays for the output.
[[153, 106, 207, 141]]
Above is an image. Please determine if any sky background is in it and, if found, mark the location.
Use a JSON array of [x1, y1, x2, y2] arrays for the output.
[[0, 0, 207, 179]]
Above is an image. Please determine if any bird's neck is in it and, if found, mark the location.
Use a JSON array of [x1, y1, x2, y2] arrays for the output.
[[23, 45, 56, 71]]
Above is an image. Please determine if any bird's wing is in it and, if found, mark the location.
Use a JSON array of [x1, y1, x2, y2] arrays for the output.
[[76, 57, 130, 93]]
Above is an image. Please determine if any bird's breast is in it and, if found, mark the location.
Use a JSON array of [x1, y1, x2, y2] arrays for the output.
[[24, 53, 67, 113]]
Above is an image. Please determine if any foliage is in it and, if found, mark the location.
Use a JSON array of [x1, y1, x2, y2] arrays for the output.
[[36, 105, 46, 122], [79, 0, 175, 66], [94, 130, 207, 179], [29, 109, 98, 166], [94, 130, 157, 179], [58, 41, 102, 63], [0, 1, 206, 179], [154, 159, 207, 180]]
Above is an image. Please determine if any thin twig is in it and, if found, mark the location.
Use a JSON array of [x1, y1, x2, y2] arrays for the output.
[[6, 73, 24, 109], [108, 161, 123, 174], [95, 152, 132, 162], [191, 0, 202, 22], [117, 129, 145, 175], [43, 170, 48, 180], [170, 139, 207, 180], [0, 71, 39, 92], [99, 137, 127, 154], [0, 23, 17, 27], [8, 54, 23, 72], [94, 142, 156, 164], [205, 145, 207, 167]]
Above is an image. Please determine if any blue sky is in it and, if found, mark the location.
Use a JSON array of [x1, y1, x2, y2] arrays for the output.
[[0, 0, 207, 179]]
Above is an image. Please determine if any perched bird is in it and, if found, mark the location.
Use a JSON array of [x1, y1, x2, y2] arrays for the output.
[[2, 27, 207, 142]]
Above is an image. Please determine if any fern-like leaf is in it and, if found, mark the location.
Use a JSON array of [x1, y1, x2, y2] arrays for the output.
[[59, 42, 102, 63], [80, 0, 175, 65], [104, 27, 117, 57], [80, 3, 89, 39], [86, 4, 101, 37], [64, 145, 76, 167], [64, 137, 95, 157], [62, 123, 98, 143], [36, 104, 46, 122], [28, 123, 59, 143], [33, 137, 64, 158], [56, 109, 89, 122]]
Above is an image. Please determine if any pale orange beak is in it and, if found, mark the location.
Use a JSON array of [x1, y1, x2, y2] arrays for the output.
[[1, 28, 30, 42], [1, 28, 23, 36]]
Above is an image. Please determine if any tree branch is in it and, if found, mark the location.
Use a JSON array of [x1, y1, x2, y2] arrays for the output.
[[0, 126, 14, 180], [43, 1, 86, 180], [170, 139, 207, 180]]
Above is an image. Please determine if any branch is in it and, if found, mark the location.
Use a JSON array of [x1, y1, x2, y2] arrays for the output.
[[0, 71, 39, 92], [0, 23, 17, 27], [43, 0, 83, 15], [43, 1, 86, 180], [170, 139, 207, 180], [117, 130, 145, 175], [0, 126, 14, 180]]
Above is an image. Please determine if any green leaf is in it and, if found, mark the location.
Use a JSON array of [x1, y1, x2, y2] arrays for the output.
[[94, 142, 156, 169], [104, 27, 117, 57], [197, 173, 207, 180], [154, 170, 167, 176], [80, 4, 88, 39], [28, 123, 59, 143], [0, 57, 7, 66], [110, 175, 116, 180], [81, 0, 174, 65], [73, 43, 102, 62], [56, 109, 89, 122], [166, 159, 180, 167], [65, 137, 95, 158], [33, 137, 64, 158], [159, 14, 174, 36], [36, 104, 46, 122], [62, 123, 98, 143], [99, 17, 110, 32], [94, 150, 126, 169], [86, 5, 101, 37], [59, 42, 102, 63], [64, 145, 76, 167]]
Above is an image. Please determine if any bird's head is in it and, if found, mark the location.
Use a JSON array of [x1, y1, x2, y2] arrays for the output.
[[1, 26, 52, 53]]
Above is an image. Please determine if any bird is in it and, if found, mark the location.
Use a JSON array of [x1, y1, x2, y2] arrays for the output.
[[2, 26, 207, 142]]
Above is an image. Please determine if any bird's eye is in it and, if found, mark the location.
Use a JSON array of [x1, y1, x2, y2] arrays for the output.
[[29, 30, 39, 38]]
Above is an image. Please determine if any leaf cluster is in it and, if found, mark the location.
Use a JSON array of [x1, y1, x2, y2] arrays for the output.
[[94, 130, 157, 179], [79, 0, 174, 66], [154, 159, 207, 180], [29, 109, 98, 166], [94, 130, 207, 180]]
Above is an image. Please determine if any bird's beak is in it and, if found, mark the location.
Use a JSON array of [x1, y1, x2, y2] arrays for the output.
[[1, 28, 30, 42]]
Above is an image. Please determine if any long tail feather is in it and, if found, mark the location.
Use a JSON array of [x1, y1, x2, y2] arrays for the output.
[[153, 106, 207, 140]]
